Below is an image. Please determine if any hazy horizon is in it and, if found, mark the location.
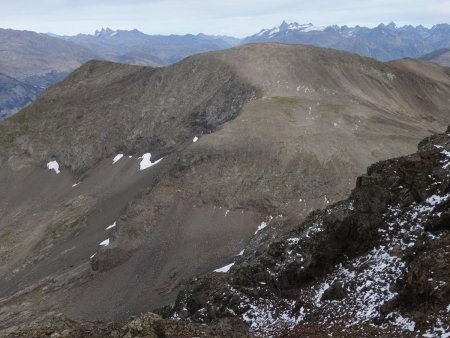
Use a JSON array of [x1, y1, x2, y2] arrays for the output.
[[1, 0, 449, 38]]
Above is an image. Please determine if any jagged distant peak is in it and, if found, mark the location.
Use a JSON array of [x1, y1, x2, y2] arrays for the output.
[[94, 27, 116, 37]]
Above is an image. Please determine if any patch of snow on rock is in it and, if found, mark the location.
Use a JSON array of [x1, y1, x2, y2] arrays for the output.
[[255, 221, 267, 234], [193, 136, 199, 142], [388, 313, 416, 332], [426, 194, 450, 206], [214, 263, 234, 272], [47, 161, 60, 174]]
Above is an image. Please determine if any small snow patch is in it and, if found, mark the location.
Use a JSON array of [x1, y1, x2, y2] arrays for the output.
[[426, 194, 450, 206], [214, 263, 234, 272], [72, 183, 80, 188], [193, 136, 199, 142], [113, 154, 124, 164], [255, 221, 268, 234], [225, 210, 230, 216], [99, 239, 110, 247], [389, 313, 416, 332], [106, 222, 116, 230], [47, 161, 60, 174], [139, 153, 163, 170], [90, 253, 96, 259], [238, 249, 245, 256]]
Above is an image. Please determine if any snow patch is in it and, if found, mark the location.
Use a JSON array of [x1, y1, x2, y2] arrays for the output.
[[426, 194, 450, 206], [113, 154, 124, 164], [139, 153, 163, 170], [193, 136, 199, 142], [214, 263, 234, 272], [255, 221, 268, 234], [99, 239, 110, 246], [388, 313, 416, 332], [106, 222, 116, 230], [47, 161, 60, 174]]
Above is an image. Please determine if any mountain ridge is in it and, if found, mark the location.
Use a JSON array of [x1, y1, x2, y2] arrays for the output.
[[1, 44, 450, 332], [1, 21, 449, 121]]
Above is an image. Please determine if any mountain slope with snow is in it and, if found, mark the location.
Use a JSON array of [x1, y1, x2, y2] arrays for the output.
[[171, 127, 450, 337]]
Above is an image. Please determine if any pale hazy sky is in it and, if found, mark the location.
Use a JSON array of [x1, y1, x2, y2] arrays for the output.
[[1, 0, 449, 37]]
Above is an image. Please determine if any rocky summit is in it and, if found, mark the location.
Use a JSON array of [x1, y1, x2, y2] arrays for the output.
[[0, 43, 450, 336]]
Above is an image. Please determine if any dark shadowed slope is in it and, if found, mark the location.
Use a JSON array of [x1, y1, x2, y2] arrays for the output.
[[0, 43, 450, 331], [0, 73, 41, 120]]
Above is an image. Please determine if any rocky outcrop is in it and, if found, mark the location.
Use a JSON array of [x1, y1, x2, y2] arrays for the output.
[[169, 127, 450, 336], [7, 313, 253, 338]]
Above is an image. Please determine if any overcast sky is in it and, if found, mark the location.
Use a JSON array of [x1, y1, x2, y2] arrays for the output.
[[1, 0, 449, 37]]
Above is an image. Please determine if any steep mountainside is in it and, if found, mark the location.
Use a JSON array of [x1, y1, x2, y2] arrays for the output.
[[7, 124, 450, 338], [169, 126, 450, 337], [421, 48, 450, 67], [0, 43, 450, 333], [243, 21, 450, 61]]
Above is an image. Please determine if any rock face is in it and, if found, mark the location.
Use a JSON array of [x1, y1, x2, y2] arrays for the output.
[[0, 43, 450, 333], [170, 127, 450, 337]]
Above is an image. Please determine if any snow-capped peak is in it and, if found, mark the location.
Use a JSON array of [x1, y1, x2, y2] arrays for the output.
[[256, 21, 325, 37]]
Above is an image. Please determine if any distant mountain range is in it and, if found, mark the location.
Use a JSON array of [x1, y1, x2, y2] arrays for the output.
[[243, 21, 450, 61], [0, 22, 449, 120], [60, 27, 240, 65]]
